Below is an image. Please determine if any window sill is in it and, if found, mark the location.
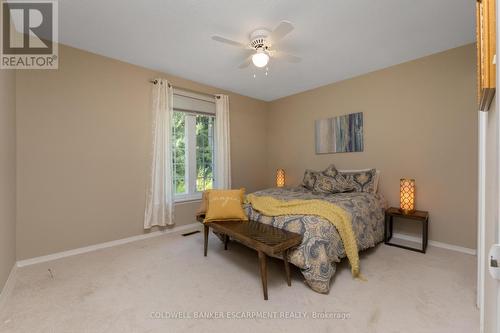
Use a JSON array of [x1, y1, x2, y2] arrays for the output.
[[175, 193, 202, 204]]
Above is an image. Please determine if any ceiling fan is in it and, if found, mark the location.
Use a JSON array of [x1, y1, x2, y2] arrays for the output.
[[211, 21, 302, 69]]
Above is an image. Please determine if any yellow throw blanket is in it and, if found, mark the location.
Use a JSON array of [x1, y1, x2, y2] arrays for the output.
[[246, 194, 360, 277]]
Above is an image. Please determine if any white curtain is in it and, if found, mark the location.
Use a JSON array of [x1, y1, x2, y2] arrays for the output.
[[214, 95, 231, 189], [144, 79, 174, 229]]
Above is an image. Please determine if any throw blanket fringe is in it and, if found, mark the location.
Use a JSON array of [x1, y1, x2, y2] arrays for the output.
[[247, 194, 360, 277]]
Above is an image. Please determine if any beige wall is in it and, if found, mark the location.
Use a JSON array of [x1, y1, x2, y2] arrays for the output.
[[16, 45, 268, 260], [15, 43, 477, 259], [267, 44, 477, 248], [0, 69, 16, 291]]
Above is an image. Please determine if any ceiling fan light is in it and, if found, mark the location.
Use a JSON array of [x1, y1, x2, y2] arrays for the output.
[[252, 51, 269, 68]]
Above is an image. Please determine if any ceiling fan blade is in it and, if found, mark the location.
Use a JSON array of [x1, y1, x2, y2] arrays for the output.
[[275, 51, 301, 63], [270, 21, 294, 43], [211, 35, 248, 48], [238, 55, 252, 69]]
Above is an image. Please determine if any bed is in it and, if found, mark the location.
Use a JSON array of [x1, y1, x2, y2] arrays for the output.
[[243, 186, 387, 293]]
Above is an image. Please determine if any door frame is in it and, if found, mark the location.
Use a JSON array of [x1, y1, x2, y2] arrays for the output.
[[478, 110, 487, 316], [478, 3, 499, 331]]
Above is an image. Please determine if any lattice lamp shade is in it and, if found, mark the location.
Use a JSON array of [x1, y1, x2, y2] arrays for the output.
[[276, 169, 285, 188], [400, 178, 415, 214]]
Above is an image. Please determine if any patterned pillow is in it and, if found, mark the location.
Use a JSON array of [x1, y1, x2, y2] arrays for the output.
[[313, 173, 354, 194], [323, 164, 339, 178], [339, 169, 377, 193], [302, 169, 320, 190]]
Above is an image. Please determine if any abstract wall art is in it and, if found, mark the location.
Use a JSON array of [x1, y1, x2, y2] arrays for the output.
[[315, 112, 364, 154]]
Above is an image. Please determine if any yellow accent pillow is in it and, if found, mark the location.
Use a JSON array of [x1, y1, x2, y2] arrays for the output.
[[204, 189, 248, 223]]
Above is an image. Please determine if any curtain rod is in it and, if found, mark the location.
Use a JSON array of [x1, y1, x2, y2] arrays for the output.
[[150, 79, 171, 87], [149, 80, 221, 99]]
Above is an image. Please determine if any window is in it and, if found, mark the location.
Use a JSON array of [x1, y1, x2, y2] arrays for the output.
[[172, 90, 216, 201]]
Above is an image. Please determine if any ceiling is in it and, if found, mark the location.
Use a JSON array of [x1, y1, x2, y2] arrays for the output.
[[59, 0, 475, 101]]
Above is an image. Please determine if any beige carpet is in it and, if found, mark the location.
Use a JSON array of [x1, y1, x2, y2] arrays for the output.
[[0, 230, 478, 333]]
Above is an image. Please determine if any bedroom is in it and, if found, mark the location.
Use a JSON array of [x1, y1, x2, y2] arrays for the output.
[[0, 0, 498, 332]]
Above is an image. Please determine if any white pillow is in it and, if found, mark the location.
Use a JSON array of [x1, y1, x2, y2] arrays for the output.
[[337, 169, 380, 193]]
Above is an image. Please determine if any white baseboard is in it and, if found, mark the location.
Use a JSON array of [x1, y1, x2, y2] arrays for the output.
[[0, 264, 17, 312], [14, 224, 475, 269], [392, 232, 477, 256], [17, 223, 202, 267]]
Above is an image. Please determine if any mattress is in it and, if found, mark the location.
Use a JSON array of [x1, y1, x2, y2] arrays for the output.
[[244, 186, 387, 293]]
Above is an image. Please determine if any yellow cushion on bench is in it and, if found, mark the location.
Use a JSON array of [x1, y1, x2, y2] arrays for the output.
[[204, 189, 248, 223]]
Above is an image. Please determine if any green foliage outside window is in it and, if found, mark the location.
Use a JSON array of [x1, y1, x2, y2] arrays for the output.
[[172, 112, 186, 194], [172, 111, 214, 195], [196, 115, 214, 191]]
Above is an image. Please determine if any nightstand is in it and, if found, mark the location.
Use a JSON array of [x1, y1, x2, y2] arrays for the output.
[[384, 207, 429, 253]]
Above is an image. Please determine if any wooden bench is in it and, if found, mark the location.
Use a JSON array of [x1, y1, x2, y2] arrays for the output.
[[197, 216, 303, 300]]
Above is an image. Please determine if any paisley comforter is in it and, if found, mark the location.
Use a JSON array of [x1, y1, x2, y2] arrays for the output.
[[244, 187, 387, 293]]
